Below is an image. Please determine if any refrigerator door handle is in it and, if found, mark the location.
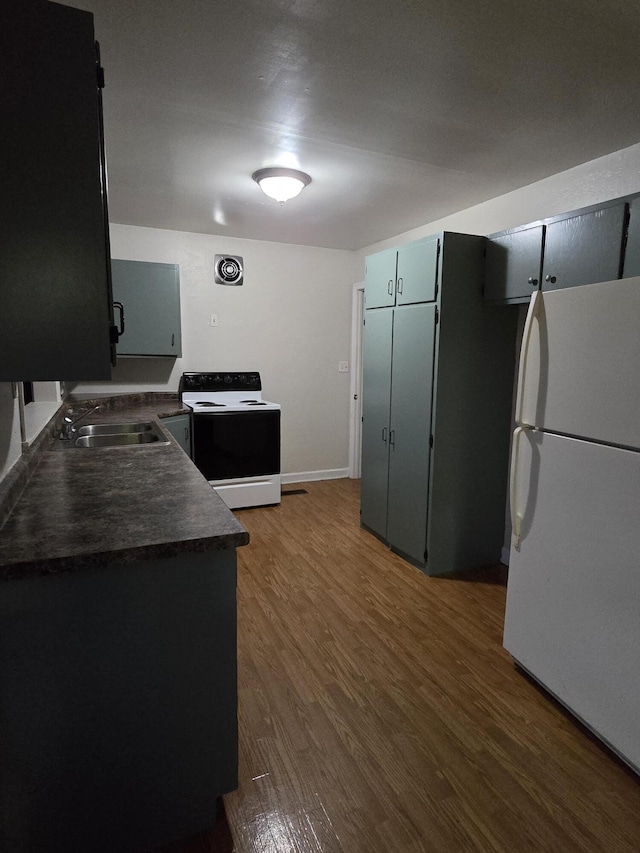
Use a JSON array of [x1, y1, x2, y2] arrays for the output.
[[516, 289, 542, 427], [510, 426, 527, 550]]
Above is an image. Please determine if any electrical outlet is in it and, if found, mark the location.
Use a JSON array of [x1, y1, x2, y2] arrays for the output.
[[210, 314, 218, 327], [338, 361, 349, 373]]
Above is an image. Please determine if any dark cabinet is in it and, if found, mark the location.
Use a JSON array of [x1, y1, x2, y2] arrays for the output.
[[623, 197, 640, 278], [111, 260, 182, 357], [484, 225, 543, 302], [541, 204, 627, 292], [1, 2, 115, 381]]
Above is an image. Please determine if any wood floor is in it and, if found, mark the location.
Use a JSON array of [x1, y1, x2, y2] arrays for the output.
[[161, 478, 640, 853]]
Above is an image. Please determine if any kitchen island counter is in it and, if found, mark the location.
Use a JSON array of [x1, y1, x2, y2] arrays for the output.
[[0, 392, 249, 580]]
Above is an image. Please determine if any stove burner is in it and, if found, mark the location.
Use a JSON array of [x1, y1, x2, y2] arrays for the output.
[[197, 401, 226, 407]]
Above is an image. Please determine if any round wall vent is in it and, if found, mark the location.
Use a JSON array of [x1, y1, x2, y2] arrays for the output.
[[214, 254, 244, 286]]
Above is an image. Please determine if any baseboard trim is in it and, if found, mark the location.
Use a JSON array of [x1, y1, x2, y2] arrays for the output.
[[501, 546, 511, 567], [282, 468, 349, 485]]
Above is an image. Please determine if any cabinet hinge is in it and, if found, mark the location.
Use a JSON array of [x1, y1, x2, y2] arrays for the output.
[[429, 434, 433, 448], [424, 549, 428, 563], [435, 307, 439, 324], [96, 65, 105, 89]]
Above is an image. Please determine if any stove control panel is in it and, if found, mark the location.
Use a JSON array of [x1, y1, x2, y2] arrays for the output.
[[180, 372, 262, 392]]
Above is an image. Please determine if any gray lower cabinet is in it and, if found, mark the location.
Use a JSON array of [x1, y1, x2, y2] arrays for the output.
[[541, 203, 627, 291], [484, 224, 543, 302], [0, 549, 237, 852], [365, 236, 439, 309], [362, 232, 517, 576], [162, 413, 192, 457], [112, 259, 182, 356]]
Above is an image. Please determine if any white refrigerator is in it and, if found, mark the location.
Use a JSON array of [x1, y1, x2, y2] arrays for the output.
[[503, 276, 640, 774]]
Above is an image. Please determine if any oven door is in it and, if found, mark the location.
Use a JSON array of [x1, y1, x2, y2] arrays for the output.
[[192, 410, 281, 481]]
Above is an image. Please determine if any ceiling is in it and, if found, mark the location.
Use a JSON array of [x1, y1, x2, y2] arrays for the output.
[[63, 0, 640, 250]]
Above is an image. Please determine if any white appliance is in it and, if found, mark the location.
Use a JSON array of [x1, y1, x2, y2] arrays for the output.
[[180, 372, 281, 509], [504, 277, 640, 774]]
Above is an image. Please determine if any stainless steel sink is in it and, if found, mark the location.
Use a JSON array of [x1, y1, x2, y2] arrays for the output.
[[74, 432, 164, 448], [62, 420, 170, 449], [77, 422, 154, 436]]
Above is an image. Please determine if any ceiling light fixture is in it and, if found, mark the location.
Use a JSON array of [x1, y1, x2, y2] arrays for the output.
[[252, 167, 312, 204]]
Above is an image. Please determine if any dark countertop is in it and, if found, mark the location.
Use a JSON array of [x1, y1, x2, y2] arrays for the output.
[[0, 394, 249, 581]]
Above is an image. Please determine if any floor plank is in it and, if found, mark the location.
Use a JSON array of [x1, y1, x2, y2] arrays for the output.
[[162, 479, 640, 853]]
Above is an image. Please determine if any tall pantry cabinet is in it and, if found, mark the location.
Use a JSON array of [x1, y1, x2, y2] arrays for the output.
[[361, 232, 517, 576]]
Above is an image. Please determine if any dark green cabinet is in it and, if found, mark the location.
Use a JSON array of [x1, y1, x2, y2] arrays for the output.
[[161, 413, 192, 457], [486, 200, 631, 304], [365, 237, 439, 309], [111, 260, 182, 357], [362, 233, 517, 576], [484, 225, 543, 302], [541, 204, 626, 292], [623, 197, 640, 278], [1, 3, 115, 380]]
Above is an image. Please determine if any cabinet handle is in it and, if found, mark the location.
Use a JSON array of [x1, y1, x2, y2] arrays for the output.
[[545, 274, 556, 284], [382, 427, 387, 442], [184, 427, 189, 441], [527, 277, 539, 286], [389, 429, 395, 448], [397, 276, 403, 294], [113, 301, 125, 336], [387, 279, 394, 295], [171, 333, 175, 347]]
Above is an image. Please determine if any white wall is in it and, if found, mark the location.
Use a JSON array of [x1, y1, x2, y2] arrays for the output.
[[356, 141, 640, 260], [73, 226, 360, 477]]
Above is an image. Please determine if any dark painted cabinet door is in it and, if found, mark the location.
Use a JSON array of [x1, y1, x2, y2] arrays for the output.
[[542, 204, 627, 292], [396, 237, 439, 305], [623, 197, 640, 278], [386, 303, 437, 565], [112, 260, 182, 356], [364, 248, 397, 309], [1, 4, 113, 380], [360, 309, 393, 539], [485, 225, 543, 302]]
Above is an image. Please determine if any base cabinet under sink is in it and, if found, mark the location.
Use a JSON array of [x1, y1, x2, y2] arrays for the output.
[[0, 549, 237, 852]]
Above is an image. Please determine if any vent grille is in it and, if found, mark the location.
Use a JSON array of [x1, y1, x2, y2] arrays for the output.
[[214, 254, 244, 286]]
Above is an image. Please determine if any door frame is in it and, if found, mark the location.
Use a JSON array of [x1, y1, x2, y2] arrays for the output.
[[348, 282, 365, 478]]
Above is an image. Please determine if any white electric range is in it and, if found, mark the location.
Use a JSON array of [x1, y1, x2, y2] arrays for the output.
[[180, 372, 281, 509]]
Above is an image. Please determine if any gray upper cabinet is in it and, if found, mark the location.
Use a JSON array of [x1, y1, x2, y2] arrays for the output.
[[541, 204, 627, 292], [112, 260, 182, 357], [365, 237, 438, 309], [484, 225, 543, 303], [1, 4, 114, 381], [623, 197, 640, 278]]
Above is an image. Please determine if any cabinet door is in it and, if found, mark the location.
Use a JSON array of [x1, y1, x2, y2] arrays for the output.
[[396, 237, 439, 305], [1, 4, 112, 380], [542, 204, 626, 292], [112, 260, 182, 356], [485, 225, 543, 302], [365, 249, 397, 309], [623, 197, 640, 278], [162, 414, 191, 457], [386, 303, 437, 564], [360, 309, 393, 539]]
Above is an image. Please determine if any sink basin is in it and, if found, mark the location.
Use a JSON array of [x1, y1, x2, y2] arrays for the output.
[[77, 422, 154, 436], [74, 432, 164, 448], [62, 420, 170, 449]]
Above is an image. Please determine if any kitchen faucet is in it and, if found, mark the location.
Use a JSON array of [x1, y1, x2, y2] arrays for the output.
[[59, 405, 101, 440]]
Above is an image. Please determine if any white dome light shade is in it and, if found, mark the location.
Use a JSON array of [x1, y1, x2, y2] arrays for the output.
[[252, 167, 312, 203]]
